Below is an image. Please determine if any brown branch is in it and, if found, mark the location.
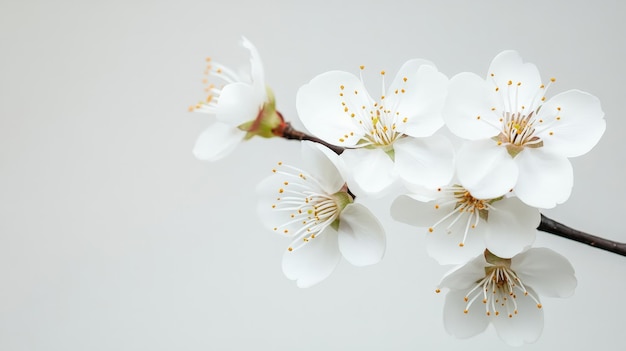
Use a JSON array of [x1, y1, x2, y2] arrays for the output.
[[277, 122, 346, 155], [538, 214, 626, 256]]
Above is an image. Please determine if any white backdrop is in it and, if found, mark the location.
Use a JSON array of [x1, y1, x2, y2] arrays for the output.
[[1, 0, 624, 350]]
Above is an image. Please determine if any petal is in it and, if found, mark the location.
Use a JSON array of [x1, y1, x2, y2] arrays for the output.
[[443, 289, 490, 339], [512, 248, 577, 298], [192, 121, 246, 161], [487, 50, 542, 111], [514, 149, 573, 208], [536, 90, 606, 157], [340, 148, 398, 197], [484, 197, 539, 258], [282, 229, 341, 288], [256, 171, 311, 235], [394, 134, 455, 189], [491, 287, 544, 346], [215, 82, 264, 126], [426, 218, 488, 266], [388, 60, 448, 137], [337, 203, 386, 266], [456, 140, 518, 199], [300, 141, 345, 194], [439, 255, 486, 290], [443, 72, 501, 140], [390, 194, 437, 227], [296, 71, 371, 147], [240, 36, 265, 92]]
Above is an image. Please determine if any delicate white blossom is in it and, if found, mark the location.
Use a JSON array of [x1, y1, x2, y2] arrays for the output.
[[391, 184, 539, 264], [296, 60, 454, 196], [257, 141, 385, 288], [443, 50, 605, 208], [438, 248, 576, 346], [190, 37, 282, 161]]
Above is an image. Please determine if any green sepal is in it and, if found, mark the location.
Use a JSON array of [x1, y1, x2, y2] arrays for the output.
[[238, 87, 283, 139]]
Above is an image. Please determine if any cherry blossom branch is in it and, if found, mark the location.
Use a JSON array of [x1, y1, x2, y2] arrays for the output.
[[538, 214, 626, 256], [275, 123, 626, 257], [276, 121, 346, 155]]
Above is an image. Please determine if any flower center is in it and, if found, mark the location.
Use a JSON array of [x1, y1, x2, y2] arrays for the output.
[[336, 68, 411, 148], [428, 185, 501, 247], [483, 75, 558, 157], [270, 162, 350, 251], [461, 264, 541, 318]]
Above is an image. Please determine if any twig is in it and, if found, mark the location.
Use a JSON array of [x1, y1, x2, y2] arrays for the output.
[[278, 122, 346, 155], [538, 214, 626, 256]]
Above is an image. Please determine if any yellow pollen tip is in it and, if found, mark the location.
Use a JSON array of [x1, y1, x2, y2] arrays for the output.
[[188, 106, 195, 112], [428, 228, 434, 233], [507, 80, 512, 85], [537, 304, 542, 309], [495, 87, 499, 92], [464, 310, 469, 314], [476, 116, 481, 120], [288, 247, 293, 251], [495, 311, 500, 316], [279, 188, 284, 193], [464, 297, 469, 302], [380, 70, 385, 75], [490, 73, 495, 77], [360, 65, 365, 70], [435, 289, 441, 293], [550, 77, 556, 82], [458, 243, 464, 247], [517, 82, 521, 86], [434, 205, 439, 209], [403, 77, 408, 82]]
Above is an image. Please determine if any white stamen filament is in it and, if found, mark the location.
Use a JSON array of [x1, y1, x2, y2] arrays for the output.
[[429, 186, 496, 247], [336, 67, 410, 147], [463, 266, 541, 317], [270, 163, 344, 251]]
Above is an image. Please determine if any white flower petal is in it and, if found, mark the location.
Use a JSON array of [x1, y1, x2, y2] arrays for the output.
[[427, 221, 488, 266], [484, 197, 539, 258], [394, 135, 455, 189], [439, 255, 486, 290], [512, 248, 577, 298], [388, 60, 448, 137], [444, 72, 501, 140], [300, 141, 345, 194], [341, 148, 398, 196], [443, 289, 490, 339], [296, 71, 371, 147], [240, 36, 265, 92], [456, 140, 518, 199], [255, 172, 306, 235], [337, 203, 386, 266], [390, 194, 436, 227], [215, 82, 263, 126], [487, 50, 542, 110], [537, 90, 606, 157], [193, 121, 246, 161], [491, 287, 544, 346], [282, 228, 341, 288], [514, 149, 573, 208]]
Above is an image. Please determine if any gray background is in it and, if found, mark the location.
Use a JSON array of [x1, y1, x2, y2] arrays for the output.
[[1, 0, 624, 350]]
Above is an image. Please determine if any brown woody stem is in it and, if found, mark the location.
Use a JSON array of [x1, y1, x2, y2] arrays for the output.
[[538, 214, 626, 256]]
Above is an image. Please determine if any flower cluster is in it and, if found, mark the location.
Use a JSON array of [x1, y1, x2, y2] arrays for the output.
[[189, 38, 605, 346]]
